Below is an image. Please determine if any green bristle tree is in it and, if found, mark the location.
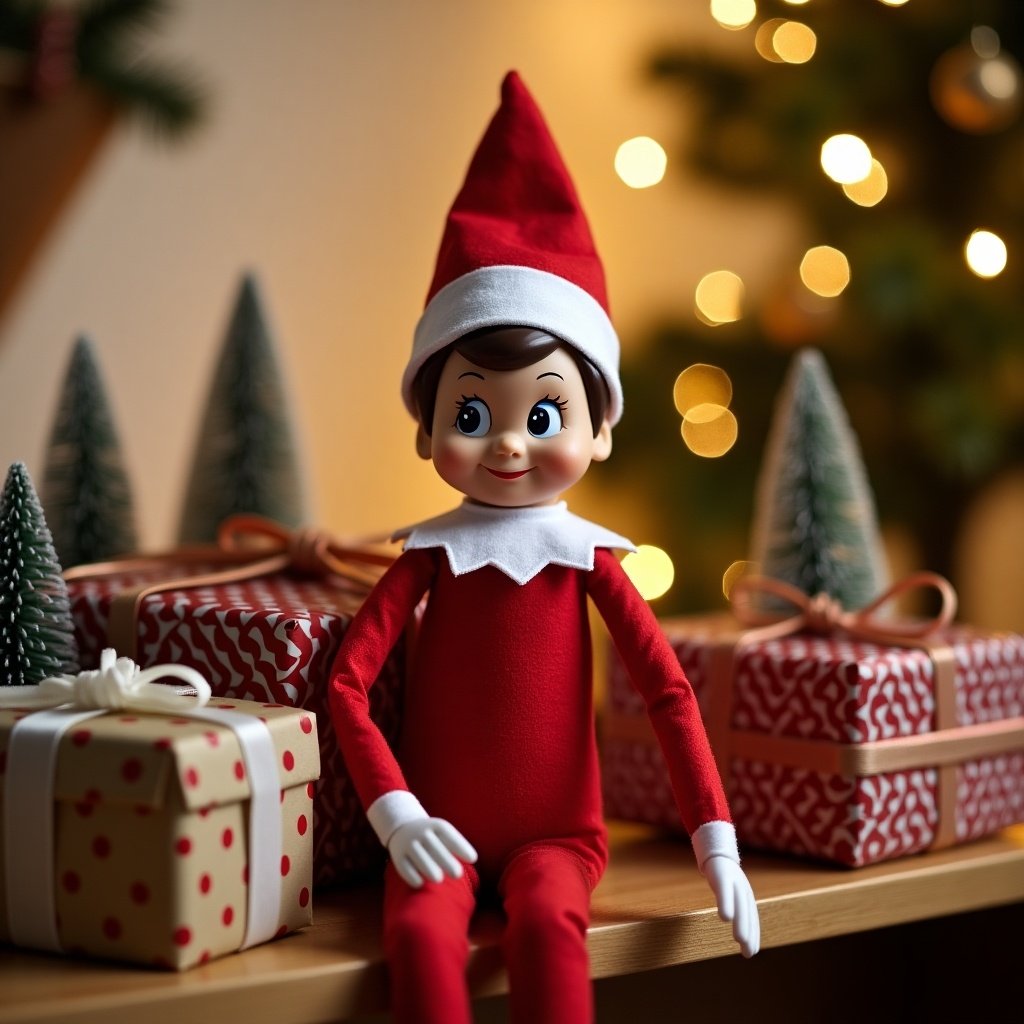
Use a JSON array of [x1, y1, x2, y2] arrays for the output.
[[0, 462, 79, 685], [178, 273, 307, 543], [750, 348, 889, 610], [41, 335, 138, 568]]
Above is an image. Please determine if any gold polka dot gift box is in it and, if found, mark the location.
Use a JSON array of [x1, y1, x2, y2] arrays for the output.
[[0, 652, 320, 970]]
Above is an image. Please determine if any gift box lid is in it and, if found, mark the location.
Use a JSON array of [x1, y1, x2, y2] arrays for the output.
[[0, 697, 320, 812]]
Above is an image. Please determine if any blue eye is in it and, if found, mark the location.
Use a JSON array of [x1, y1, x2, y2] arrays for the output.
[[455, 398, 491, 437], [528, 400, 564, 438]]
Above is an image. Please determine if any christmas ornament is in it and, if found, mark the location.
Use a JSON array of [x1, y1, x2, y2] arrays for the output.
[[930, 29, 1022, 134]]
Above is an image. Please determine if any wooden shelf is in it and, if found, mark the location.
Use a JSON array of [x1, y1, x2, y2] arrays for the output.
[[3, 823, 1024, 1024]]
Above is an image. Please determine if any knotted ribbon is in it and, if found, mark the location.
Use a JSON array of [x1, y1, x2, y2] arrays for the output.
[[64, 514, 396, 660], [726, 571, 958, 646], [1, 650, 283, 954]]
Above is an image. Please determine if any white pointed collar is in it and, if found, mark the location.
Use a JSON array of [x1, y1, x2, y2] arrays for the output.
[[393, 500, 635, 585]]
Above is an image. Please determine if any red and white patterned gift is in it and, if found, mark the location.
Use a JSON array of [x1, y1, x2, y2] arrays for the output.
[[64, 520, 404, 888], [602, 601, 1024, 867]]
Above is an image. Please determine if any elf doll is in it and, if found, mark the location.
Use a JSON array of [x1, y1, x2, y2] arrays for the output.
[[329, 71, 760, 1024]]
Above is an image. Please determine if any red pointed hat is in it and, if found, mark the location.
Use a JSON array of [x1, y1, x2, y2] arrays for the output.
[[403, 71, 623, 425]]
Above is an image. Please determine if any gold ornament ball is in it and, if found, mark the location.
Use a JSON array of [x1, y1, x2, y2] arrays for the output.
[[930, 42, 1022, 134]]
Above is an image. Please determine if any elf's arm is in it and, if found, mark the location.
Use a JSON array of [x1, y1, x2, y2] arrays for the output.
[[328, 547, 476, 887], [587, 547, 760, 957]]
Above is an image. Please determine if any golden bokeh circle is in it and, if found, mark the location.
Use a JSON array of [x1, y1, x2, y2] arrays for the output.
[[680, 404, 739, 457], [695, 270, 745, 324], [799, 245, 851, 297], [622, 545, 676, 601], [842, 158, 888, 207], [722, 560, 757, 600], [673, 364, 733, 416]]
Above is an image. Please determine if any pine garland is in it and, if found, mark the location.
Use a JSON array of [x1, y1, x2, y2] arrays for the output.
[[0, 462, 79, 686]]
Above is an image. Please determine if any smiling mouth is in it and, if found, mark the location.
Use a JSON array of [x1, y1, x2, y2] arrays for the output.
[[484, 467, 533, 480]]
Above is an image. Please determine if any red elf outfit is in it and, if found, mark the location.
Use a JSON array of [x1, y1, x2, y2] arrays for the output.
[[329, 72, 758, 1024]]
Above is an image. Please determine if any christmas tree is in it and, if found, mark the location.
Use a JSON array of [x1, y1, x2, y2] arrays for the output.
[[750, 348, 889, 610], [0, 462, 79, 685], [606, 0, 1024, 613], [41, 335, 138, 568], [179, 273, 308, 543]]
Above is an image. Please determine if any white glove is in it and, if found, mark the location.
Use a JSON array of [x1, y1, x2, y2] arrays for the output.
[[365, 790, 477, 889], [388, 817, 478, 888], [703, 855, 761, 958]]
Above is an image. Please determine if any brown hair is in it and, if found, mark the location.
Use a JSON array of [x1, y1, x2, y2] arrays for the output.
[[413, 327, 610, 437]]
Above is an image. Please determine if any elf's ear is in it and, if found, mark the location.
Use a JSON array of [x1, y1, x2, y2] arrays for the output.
[[591, 419, 612, 462], [415, 423, 432, 460]]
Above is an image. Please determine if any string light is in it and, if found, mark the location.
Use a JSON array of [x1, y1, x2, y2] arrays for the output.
[[773, 21, 816, 63], [755, 19, 785, 62], [710, 0, 757, 31], [681, 404, 739, 457], [695, 270, 744, 324], [722, 560, 757, 599], [614, 136, 667, 189], [841, 158, 888, 206], [799, 245, 851, 297], [820, 134, 873, 184], [622, 545, 675, 600], [673, 364, 733, 416], [964, 229, 1007, 278]]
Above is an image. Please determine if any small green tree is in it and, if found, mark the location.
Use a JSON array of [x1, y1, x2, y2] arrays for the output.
[[0, 463, 79, 685], [749, 348, 889, 610], [41, 335, 138, 568], [178, 273, 307, 543]]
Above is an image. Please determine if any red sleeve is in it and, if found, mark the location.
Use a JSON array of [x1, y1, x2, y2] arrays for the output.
[[327, 547, 437, 809], [587, 547, 731, 834]]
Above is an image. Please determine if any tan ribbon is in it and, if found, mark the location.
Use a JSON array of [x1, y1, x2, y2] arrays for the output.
[[64, 514, 397, 660]]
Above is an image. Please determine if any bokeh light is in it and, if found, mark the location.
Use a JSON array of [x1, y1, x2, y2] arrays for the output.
[[695, 270, 745, 324], [964, 229, 1007, 278], [681, 404, 739, 457], [614, 136, 668, 189], [673, 364, 733, 416], [841, 158, 888, 206], [799, 245, 851, 297], [755, 19, 785, 62], [820, 134, 873, 184], [722, 560, 757, 599], [878, 0, 910, 7], [710, 0, 757, 31], [622, 545, 676, 600], [773, 21, 816, 63]]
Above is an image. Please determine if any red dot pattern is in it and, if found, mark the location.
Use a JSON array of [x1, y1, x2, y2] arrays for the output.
[[40, 692, 318, 968]]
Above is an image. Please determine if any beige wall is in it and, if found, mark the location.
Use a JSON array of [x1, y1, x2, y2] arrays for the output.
[[0, 1, 790, 538], [0, 0, 1018, 627]]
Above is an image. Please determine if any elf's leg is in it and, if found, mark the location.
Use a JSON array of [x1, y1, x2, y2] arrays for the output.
[[498, 844, 596, 1024], [382, 861, 478, 1024]]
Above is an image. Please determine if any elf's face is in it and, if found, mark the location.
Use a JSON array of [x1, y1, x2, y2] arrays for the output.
[[418, 347, 612, 507]]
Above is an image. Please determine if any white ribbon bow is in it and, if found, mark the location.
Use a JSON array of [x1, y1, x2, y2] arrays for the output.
[[0, 648, 211, 713]]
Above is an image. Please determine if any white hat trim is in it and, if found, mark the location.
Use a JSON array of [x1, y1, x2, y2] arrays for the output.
[[403, 264, 623, 425]]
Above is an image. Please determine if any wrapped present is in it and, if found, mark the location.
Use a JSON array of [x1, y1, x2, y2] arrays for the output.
[[0, 651, 319, 969], [63, 516, 404, 888], [602, 574, 1024, 867]]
